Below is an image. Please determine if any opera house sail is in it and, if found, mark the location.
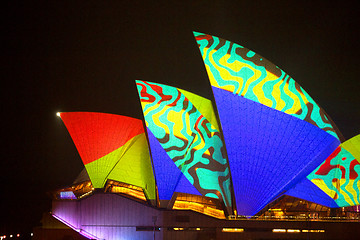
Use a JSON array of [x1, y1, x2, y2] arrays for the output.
[[192, 32, 354, 216], [41, 32, 359, 240]]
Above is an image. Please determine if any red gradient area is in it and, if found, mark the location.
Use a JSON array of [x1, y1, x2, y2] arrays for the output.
[[315, 147, 346, 178], [137, 81, 156, 103], [137, 81, 180, 106], [349, 159, 360, 179], [60, 112, 144, 165], [195, 34, 212, 41]]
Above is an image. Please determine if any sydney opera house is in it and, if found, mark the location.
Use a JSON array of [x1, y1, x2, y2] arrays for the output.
[[34, 32, 359, 240]]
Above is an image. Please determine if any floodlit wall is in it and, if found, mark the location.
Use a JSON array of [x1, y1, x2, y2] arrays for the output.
[[52, 200, 80, 229], [50, 193, 360, 240], [53, 193, 162, 240]]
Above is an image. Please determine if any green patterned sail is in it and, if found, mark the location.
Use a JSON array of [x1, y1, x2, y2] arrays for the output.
[[305, 134, 360, 207], [136, 80, 233, 212], [193, 31, 342, 140]]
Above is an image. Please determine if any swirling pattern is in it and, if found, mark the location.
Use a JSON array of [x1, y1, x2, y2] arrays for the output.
[[308, 146, 360, 207], [194, 32, 341, 140], [136, 80, 232, 208]]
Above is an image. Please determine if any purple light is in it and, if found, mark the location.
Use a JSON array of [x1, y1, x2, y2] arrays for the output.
[[78, 230, 98, 239], [52, 214, 98, 239], [60, 191, 77, 200]]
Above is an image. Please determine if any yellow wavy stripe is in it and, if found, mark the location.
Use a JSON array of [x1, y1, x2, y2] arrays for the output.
[[283, 80, 302, 114], [271, 79, 286, 111], [164, 105, 205, 151], [165, 106, 205, 150], [252, 72, 278, 108], [339, 179, 355, 206], [182, 113, 206, 152], [208, 50, 236, 93], [238, 64, 263, 97], [219, 54, 245, 94], [151, 104, 171, 136], [311, 179, 337, 199], [341, 179, 359, 205], [348, 179, 360, 205], [142, 101, 159, 117], [167, 108, 189, 140]]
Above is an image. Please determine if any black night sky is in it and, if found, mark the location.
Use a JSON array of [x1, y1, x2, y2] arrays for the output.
[[1, 1, 359, 234]]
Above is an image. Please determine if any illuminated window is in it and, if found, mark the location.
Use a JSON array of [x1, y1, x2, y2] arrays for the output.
[[172, 193, 225, 219], [168, 227, 203, 231], [222, 228, 244, 232], [59, 191, 77, 200], [106, 181, 147, 202], [54, 181, 94, 200], [173, 228, 184, 231], [302, 229, 325, 233]]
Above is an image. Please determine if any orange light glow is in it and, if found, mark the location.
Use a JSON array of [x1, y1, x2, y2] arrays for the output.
[[111, 186, 146, 201], [222, 228, 244, 232], [173, 200, 225, 219]]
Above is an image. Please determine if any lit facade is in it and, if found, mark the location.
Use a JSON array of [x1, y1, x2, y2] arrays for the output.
[[40, 32, 359, 240]]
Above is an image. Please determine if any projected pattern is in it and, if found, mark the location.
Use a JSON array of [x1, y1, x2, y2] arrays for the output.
[[136, 80, 232, 208], [59, 112, 156, 200], [194, 32, 340, 140], [194, 32, 341, 216], [288, 135, 360, 207], [309, 146, 360, 207]]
